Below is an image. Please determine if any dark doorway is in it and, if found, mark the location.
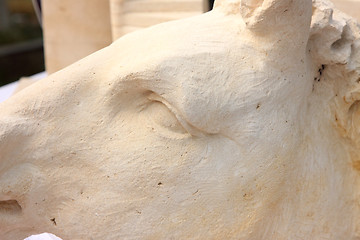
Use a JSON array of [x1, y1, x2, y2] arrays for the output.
[[0, 0, 44, 87], [208, 0, 215, 10]]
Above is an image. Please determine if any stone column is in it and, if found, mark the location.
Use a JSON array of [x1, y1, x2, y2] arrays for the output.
[[42, 0, 113, 73], [110, 0, 205, 41]]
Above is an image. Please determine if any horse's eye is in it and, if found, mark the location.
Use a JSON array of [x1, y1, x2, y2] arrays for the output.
[[143, 92, 198, 138], [144, 92, 188, 136], [145, 101, 188, 135]]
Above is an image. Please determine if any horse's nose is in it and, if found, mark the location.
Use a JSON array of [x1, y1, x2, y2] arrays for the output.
[[0, 108, 48, 238], [0, 161, 46, 232]]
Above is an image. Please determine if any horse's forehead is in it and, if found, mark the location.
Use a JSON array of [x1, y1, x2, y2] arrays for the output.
[[110, 13, 239, 61]]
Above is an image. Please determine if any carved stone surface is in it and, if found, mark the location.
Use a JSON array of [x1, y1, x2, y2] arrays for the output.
[[1, 0, 360, 239]]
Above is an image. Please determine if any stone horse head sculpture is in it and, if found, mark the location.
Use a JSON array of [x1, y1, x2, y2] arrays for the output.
[[1, 0, 360, 239]]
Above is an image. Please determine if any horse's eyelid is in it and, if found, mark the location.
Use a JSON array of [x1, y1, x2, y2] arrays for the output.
[[146, 92, 198, 135]]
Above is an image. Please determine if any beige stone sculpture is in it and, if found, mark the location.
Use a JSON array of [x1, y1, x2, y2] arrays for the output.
[[1, 0, 360, 239]]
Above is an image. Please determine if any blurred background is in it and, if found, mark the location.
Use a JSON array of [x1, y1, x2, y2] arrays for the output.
[[0, 0, 43, 87], [0, 0, 215, 90]]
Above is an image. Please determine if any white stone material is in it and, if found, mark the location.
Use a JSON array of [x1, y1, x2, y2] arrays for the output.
[[24, 233, 62, 240], [0, 82, 18, 103], [1, 0, 360, 239], [0, 72, 47, 103]]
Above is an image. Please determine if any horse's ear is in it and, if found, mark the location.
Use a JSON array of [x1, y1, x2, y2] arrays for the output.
[[240, 0, 301, 30], [240, 0, 266, 24], [214, 0, 312, 32]]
